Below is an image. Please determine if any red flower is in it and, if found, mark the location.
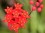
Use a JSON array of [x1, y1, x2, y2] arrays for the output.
[[32, 6, 36, 11], [30, 0, 34, 5], [5, 7, 13, 14], [4, 3, 30, 33], [40, 4, 44, 9], [38, 0, 43, 3], [14, 3, 23, 9], [36, 2, 40, 7], [29, 0, 44, 13], [37, 7, 42, 12]]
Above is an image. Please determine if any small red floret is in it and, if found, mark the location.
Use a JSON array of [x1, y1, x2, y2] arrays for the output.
[[32, 6, 36, 11], [30, 0, 34, 5], [37, 7, 42, 12]]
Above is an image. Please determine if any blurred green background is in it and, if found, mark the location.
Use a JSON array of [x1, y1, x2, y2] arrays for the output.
[[0, 0, 45, 33]]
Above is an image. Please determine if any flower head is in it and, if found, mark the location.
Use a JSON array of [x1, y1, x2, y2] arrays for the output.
[[4, 3, 30, 33]]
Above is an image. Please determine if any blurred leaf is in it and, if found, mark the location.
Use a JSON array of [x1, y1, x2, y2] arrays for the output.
[[17, 0, 30, 13], [30, 11, 38, 33], [0, 6, 5, 20]]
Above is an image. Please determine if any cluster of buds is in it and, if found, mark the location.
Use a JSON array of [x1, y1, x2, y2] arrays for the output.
[[3, 3, 30, 33], [30, 0, 44, 12]]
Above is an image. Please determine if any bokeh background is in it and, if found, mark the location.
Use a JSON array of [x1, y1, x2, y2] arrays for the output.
[[0, 0, 45, 33]]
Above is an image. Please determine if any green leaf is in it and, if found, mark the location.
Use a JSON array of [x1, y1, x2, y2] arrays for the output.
[[0, 6, 5, 20], [30, 11, 38, 33]]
